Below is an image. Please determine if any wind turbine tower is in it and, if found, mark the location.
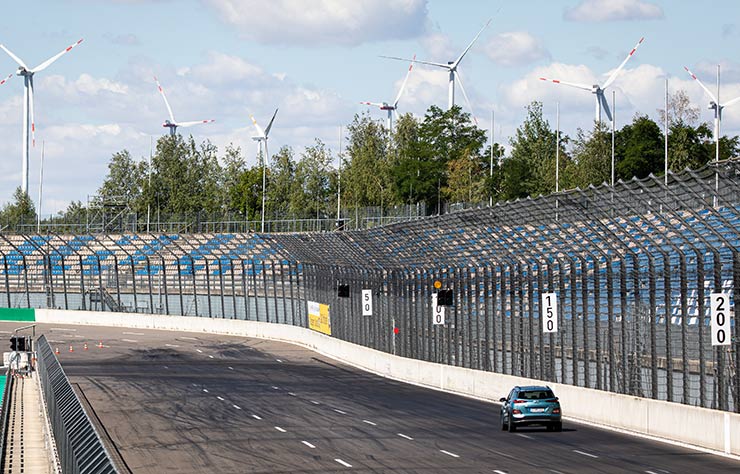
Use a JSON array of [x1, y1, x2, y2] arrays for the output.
[[0, 39, 83, 194], [539, 37, 644, 125], [361, 55, 414, 130], [250, 109, 279, 233], [382, 18, 491, 115], [155, 77, 215, 136]]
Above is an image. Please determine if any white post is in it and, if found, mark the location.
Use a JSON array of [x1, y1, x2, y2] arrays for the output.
[[37, 141, 45, 233], [664, 78, 669, 185], [337, 126, 342, 223], [147, 135, 152, 233], [715, 65, 720, 207], [22, 76, 29, 194], [611, 90, 616, 187], [556, 102, 560, 193], [489, 109, 494, 207]]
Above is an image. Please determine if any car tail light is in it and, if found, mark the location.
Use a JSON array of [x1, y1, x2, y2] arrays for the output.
[[553, 408, 561, 414], [513, 399, 526, 404], [512, 409, 522, 414]]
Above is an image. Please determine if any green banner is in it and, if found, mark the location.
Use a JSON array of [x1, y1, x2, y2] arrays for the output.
[[0, 308, 35, 322]]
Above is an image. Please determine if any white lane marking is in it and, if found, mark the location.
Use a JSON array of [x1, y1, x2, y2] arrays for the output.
[[202, 389, 209, 393], [51, 328, 77, 332], [196, 349, 203, 353], [276, 359, 283, 363], [494, 471, 507, 474], [123, 331, 144, 335], [163, 366, 169, 369], [397, 433, 413, 440], [121, 339, 138, 343], [208, 355, 215, 359], [233, 405, 241, 410], [311, 400, 320, 405], [228, 366, 234, 370], [288, 392, 296, 397], [165, 344, 179, 348], [573, 450, 599, 459], [275, 426, 286, 433], [440, 450, 459, 458], [72, 334, 85, 338], [271, 386, 280, 390], [216, 396, 225, 401], [180, 336, 197, 340], [516, 433, 533, 440], [252, 414, 262, 420], [645, 471, 660, 474], [302, 441, 316, 449], [362, 420, 377, 426], [334, 459, 352, 468], [333, 409, 347, 415]]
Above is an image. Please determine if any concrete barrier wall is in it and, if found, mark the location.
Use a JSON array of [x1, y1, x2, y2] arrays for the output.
[[34, 309, 739, 457]]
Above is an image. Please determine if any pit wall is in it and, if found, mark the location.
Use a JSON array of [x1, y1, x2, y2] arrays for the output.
[[33, 308, 739, 457]]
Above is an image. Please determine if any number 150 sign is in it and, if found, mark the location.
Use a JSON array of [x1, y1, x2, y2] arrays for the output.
[[542, 293, 558, 333]]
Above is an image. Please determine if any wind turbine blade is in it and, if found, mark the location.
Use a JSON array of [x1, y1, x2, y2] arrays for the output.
[[177, 119, 215, 128], [393, 54, 415, 108], [684, 66, 718, 103], [599, 92, 613, 123], [154, 76, 177, 124], [250, 115, 265, 138], [723, 95, 740, 109], [602, 37, 644, 90], [0, 44, 28, 70], [539, 76, 592, 92], [29, 76, 35, 147], [360, 101, 384, 108], [380, 55, 450, 69], [0, 73, 12, 86], [264, 108, 278, 137], [31, 38, 83, 73], [456, 71, 478, 125], [451, 18, 492, 69]]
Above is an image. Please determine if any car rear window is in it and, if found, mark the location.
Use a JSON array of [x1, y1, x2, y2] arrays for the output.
[[519, 390, 555, 400]]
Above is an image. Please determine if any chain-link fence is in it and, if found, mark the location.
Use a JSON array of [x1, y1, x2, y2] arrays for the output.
[[0, 161, 739, 412]]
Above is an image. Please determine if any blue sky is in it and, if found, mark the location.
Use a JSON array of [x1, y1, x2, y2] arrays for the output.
[[0, 0, 739, 215]]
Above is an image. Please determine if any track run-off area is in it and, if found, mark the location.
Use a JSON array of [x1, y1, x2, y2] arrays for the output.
[[5, 322, 738, 474]]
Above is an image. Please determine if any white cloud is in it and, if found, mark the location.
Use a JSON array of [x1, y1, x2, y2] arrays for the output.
[[484, 31, 549, 66], [564, 0, 663, 22], [203, 0, 429, 45], [188, 52, 264, 86]]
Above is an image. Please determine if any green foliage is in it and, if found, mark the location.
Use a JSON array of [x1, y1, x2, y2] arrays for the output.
[[97, 150, 146, 209], [267, 146, 297, 218], [565, 123, 611, 188], [615, 115, 664, 180], [343, 113, 389, 208], [291, 139, 334, 219], [0, 187, 36, 227]]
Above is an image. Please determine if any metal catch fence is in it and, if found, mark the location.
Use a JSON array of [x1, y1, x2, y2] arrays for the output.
[[0, 161, 738, 413]]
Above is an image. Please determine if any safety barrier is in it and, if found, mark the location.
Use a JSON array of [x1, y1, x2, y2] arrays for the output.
[[36, 335, 118, 474], [0, 371, 12, 470]]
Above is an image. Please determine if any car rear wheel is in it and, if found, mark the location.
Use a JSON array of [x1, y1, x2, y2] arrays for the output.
[[501, 417, 508, 431], [508, 421, 517, 432], [553, 422, 562, 432]]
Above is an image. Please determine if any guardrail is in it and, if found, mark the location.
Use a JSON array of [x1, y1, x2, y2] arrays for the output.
[[0, 369, 13, 470], [36, 335, 118, 474]]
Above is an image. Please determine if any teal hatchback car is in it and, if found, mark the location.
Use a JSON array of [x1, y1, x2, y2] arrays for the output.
[[500, 385, 562, 432]]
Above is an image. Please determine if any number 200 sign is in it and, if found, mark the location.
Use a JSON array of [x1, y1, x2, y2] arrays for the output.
[[711, 293, 731, 346], [541, 293, 558, 333]]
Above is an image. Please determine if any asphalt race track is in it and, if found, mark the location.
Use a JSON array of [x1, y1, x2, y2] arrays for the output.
[[6, 322, 739, 473]]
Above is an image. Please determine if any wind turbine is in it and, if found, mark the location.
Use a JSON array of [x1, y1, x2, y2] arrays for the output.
[[0, 38, 83, 194], [684, 65, 740, 163], [361, 55, 415, 130], [382, 18, 491, 117], [250, 108, 278, 233], [539, 37, 644, 125], [154, 76, 215, 136]]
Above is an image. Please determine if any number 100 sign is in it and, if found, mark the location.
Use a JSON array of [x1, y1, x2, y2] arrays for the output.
[[541, 293, 558, 333], [711, 293, 731, 346]]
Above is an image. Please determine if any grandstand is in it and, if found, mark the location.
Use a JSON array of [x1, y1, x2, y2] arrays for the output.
[[0, 161, 738, 413]]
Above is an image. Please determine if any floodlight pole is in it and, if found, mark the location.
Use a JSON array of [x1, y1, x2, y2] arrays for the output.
[[337, 126, 342, 223], [37, 141, 45, 233], [489, 109, 494, 207], [664, 78, 668, 185], [611, 91, 615, 188]]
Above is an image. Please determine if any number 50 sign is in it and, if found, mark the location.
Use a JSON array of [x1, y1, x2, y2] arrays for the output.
[[711, 293, 732, 346], [541, 292, 558, 333]]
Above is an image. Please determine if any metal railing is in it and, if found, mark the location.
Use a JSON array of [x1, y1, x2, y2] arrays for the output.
[[36, 335, 118, 474], [0, 370, 13, 470], [0, 161, 739, 413]]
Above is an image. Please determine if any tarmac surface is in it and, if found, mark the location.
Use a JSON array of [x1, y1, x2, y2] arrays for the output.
[[5, 322, 739, 473]]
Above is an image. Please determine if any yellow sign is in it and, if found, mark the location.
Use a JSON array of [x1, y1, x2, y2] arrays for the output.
[[308, 301, 331, 335], [434, 280, 442, 289]]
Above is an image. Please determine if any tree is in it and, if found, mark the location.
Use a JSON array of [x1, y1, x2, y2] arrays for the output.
[[503, 101, 562, 199], [291, 140, 333, 219], [656, 89, 700, 127], [0, 187, 36, 228], [343, 113, 389, 209], [267, 146, 297, 219], [221, 144, 247, 214], [615, 115, 664, 180], [565, 123, 611, 189]]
